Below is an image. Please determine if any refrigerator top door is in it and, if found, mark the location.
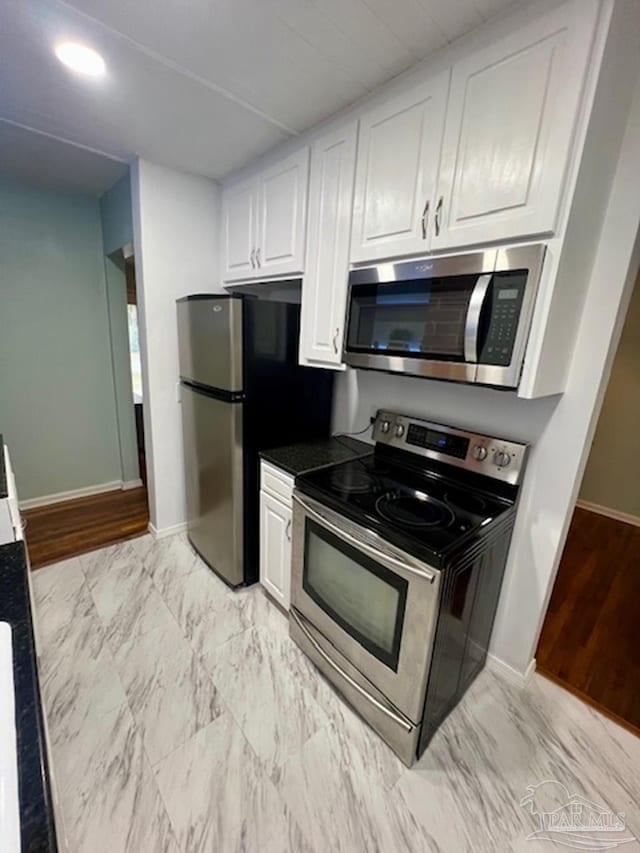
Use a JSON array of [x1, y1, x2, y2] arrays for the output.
[[177, 295, 243, 392]]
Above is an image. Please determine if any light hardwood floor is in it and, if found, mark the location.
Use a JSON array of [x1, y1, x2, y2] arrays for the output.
[[23, 487, 149, 569], [537, 506, 640, 735]]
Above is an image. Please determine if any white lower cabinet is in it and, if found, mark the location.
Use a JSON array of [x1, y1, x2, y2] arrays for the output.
[[300, 120, 359, 368], [259, 462, 294, 610], [259, 491, 292, 610], [1, 447, 23, 546]]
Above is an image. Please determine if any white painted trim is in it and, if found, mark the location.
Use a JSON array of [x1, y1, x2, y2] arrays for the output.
[[121, 478, 144, 491], [19, 481, 123, 510], [148, 521, 188, 540], [486, 653, 536, 688], [575, 499, 640, 528]]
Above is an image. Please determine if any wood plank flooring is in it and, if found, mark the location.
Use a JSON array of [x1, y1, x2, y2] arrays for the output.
[[24, 486, 149, 569], [536, 506, 640, 734]]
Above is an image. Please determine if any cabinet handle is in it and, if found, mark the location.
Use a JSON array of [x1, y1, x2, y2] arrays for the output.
[[332, 327, 340, 355], [421, 200, 430, 240], [434, 196, 443, 237], [250, 249, 256, 269], [256, 247, 261, 268], [285, 519, 292, 541]]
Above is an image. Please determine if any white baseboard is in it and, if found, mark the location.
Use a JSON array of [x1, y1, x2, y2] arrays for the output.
[[121, 478, 144, 491], [19, 481, 123, 510], [486, 653, 536, 688], [149, 522, 188, 540], [575, 499, 640, 527]]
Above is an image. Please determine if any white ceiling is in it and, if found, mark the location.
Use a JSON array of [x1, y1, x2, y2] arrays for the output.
[[0, 120, 128, 196], [0, 0, 519, 183]]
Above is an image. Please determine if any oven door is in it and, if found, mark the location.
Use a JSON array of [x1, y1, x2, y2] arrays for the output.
[[291, 491, 441, 723]]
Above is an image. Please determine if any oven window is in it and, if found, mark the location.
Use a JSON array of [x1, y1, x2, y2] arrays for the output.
[[303, 519, 408, 671], [346, 275, 478, 360]]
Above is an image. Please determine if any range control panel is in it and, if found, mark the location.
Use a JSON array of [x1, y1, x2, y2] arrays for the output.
[[372, 410, 528, 486]]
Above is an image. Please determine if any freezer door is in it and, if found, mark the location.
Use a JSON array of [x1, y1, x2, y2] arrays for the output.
[[177, 297, 243, 392], [181, 383, 244, 586]]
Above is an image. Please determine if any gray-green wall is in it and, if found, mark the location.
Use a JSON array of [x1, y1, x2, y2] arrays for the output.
[[0, 176, 122, 501], [100, 175, 133, 256]]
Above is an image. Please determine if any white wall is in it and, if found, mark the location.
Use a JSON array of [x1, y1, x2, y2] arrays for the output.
[[131, 159, 222, 533]]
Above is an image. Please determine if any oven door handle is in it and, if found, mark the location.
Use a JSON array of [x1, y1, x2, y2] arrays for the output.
[[290, 609, 415, 733], [464, 273, 492, 363], [293, 494, 437, 584]]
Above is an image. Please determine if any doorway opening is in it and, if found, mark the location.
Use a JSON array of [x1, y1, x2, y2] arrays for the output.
[[125, 254, 146, 486], [536, 265, 640, 735]]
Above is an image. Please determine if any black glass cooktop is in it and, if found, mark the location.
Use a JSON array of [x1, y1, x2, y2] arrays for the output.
[[297, 454, 511, 559]]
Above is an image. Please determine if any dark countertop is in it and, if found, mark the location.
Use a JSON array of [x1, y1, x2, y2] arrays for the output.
[[260, 435, 372, 477], [0, 540, 57, 852], [0, 434, 7, 498]]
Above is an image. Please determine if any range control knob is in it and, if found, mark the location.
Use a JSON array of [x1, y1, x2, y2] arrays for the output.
[[395, 424, 405, 438], [494, 450, 511, 468], [380, 420, 391, 434], [472, 445, 488, 462]]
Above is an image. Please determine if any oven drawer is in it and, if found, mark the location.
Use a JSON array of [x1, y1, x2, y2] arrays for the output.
[[291, 490, 441, 723], [290, 608, 419, 766]]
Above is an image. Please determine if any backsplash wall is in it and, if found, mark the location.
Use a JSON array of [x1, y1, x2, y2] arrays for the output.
[[332, 368, 558, 445]]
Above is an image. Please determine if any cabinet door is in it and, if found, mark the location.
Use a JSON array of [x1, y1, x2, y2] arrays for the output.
[[300, 121, 358, 369], [433, 1, 598, 250], [259, 491, 292, 610], [222, 179, 257, 281], [256, 148, 309, 277], [350, 74, 449, 263]]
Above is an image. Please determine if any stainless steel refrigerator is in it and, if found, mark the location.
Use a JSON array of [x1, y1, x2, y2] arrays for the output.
[[177, 293, 333, 588]]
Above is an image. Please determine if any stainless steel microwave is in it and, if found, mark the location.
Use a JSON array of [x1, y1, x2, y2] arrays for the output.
[[343, 244, 546, 389]]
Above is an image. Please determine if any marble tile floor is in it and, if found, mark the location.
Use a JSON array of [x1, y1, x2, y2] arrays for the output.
[[31, 534, 640, 853]]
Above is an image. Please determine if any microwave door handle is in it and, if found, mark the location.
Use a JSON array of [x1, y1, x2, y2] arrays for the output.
[[464, 274, 492, 363], [293, 494, 437, 583]]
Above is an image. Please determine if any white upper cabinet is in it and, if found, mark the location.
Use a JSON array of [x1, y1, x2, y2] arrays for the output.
[[222, 179, 257, 281], [257, 148, 309, 277], [350, 74, 450, 263], [432, 2, 598, 251], [222, 148, 309, 282], [300, 121, 358, 369]]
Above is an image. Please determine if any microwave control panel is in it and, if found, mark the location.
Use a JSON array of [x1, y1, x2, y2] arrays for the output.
[[478, 271, 527, 366]]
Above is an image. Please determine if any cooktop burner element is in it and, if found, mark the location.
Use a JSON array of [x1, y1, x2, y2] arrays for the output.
[[330, 466, 378, 494], [444, 490, 487, 515], [376, 492, 455, 529]]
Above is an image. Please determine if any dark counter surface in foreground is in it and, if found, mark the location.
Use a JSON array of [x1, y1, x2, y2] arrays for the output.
[[0, 540, 57, 852], [260, 435, 371, 477]]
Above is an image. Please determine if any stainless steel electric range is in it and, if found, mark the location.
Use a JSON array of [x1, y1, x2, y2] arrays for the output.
[[289, 409, 528, 766]]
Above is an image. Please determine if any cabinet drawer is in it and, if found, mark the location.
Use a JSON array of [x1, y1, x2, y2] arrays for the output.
[[260, 462, 295, 506]]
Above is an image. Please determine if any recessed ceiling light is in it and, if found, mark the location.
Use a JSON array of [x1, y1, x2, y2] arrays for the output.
[[55, 42, 106, 77]]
